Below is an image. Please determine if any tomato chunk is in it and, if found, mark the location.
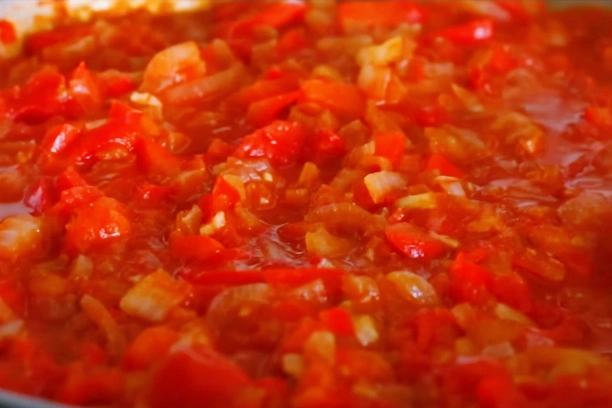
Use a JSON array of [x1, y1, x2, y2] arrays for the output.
[[385, 223, 445, 260]]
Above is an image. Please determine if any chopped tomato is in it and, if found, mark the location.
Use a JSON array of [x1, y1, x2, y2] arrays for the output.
[[338, 1, 425, 27], [0, 20, 17, 45], [425, 153, 465, 178], [436, 19, 495, 45], [301, 79, 366, 118], [234, 120, 308, 165], [64, 197, 131, 254], [147, 346, 251, 408], [385, 223, 445, 260], [246, 91, 302, 127], [171, 235, 225, 263], [374, 132, 407, 168]]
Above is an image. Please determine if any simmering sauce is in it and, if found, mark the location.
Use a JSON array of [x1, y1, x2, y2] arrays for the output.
[[0, 1, 611, 407]]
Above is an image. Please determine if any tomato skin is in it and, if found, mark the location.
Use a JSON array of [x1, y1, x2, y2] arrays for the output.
[[147, 346, 251, 408], [385, 223, 445, 260], [235, 120, 308, 166]]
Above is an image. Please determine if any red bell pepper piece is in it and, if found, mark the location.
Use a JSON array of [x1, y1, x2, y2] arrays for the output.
[[6, 70, 67, 124], [449, 252, 493, 304], [133, 137, 182, 179], [65, 197, 131, 254], [211, 176, 242, 212], [234, 120, 307, 166], [69, 62, 102, 114], [39, 124, 82, 171], [436, 19, 495, 45], [385, 223, 445, 260], [71, 120, 140, 166], [108, 100, 143, 125], [492, 274, 533, 313], [101, 73, 136, 98]]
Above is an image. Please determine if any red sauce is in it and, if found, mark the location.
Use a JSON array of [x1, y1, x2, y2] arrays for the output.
[[0, 1, 612, 407]]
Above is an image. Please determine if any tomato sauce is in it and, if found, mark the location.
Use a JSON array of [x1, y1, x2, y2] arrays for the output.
[[1, 1, 612, 407]]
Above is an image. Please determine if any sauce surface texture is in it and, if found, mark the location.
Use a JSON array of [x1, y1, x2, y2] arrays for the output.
[[1, 1, 612, 407]]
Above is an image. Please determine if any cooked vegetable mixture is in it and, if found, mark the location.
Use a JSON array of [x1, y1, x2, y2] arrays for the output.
[[0, 1, 612, 407]]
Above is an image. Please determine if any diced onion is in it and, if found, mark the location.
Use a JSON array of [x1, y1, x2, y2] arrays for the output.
[[282, 353, 305, 378], [305, 227, 353, 258], [290, 279, 328, 304], [0, 215, 47, 262], [386, 271, 438, 306], [395, 192, 437, 210], [81, 294, 127, 358], [354, 315, 379, 346], [303, 330, 336, 364], [207, 283, 273, 326], [481, 342, 515, 358], [494, 303, 534, 325], [0, 320, 24, 340], [306, 202, 384, 234], [364, 171, 406, 204], [119, 270, 190, 322], [357, 36, 404, 67]]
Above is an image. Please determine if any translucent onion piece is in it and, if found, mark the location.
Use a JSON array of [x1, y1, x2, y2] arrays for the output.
[[386, 271, 438, 306], [364, 171, 406, 204]]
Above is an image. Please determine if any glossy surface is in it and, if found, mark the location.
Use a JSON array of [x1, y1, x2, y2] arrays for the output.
[[0, 1, 612, 407]]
